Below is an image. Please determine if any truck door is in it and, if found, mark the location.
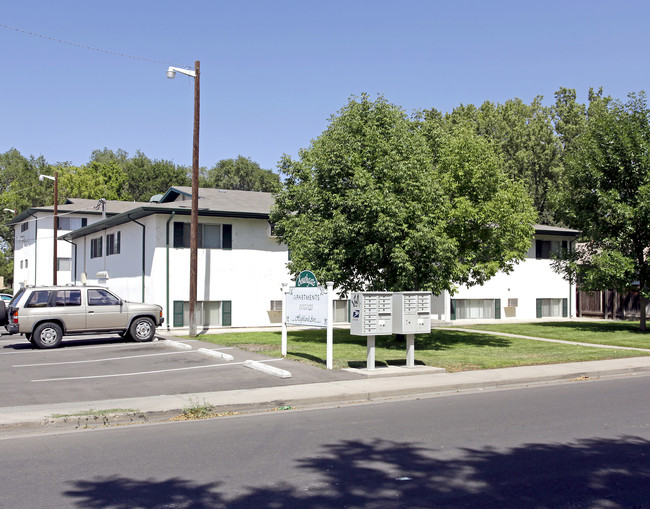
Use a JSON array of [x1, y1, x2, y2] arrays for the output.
[[86, 288, 127, 331]]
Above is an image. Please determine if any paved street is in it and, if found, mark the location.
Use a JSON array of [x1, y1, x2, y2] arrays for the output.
[[0, 332, 361, 407], [1, 374, 649, 508]]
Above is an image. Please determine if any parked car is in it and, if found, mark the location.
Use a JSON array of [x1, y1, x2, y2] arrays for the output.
[[0, 293, 12, 302], [0, 286, 164, 349]]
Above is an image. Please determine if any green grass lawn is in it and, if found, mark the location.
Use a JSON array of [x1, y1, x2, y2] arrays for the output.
[[192, 326, 650, 373], [454, 321, 650, 349]]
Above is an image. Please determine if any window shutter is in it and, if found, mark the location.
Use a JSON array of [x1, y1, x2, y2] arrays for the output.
[[495, 299, 501, 319], [173, 222, 185, 248], [173, 301, 184, 327], [562, 298, 568, 318], [536, 298, 542, 318], [450, 299, 456, 320], [222, 224, 232, 249], [222, 301, 232, 326]]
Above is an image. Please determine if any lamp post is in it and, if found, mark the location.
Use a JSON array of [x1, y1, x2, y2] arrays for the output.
[[167, 61, 200, 337], [39, 172, 58, 285]]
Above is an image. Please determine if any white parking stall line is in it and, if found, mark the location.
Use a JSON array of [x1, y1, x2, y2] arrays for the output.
[[13, 350, 194, 368], [0, 341, 163, 355], [31, 358, 285, 382]]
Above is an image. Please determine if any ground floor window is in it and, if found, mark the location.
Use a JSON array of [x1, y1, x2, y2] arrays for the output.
[[173, 300, 232, 327], [536, 298, 568, 318], [451, 299, 501, 320], [57, 258, 71, 272], [333, 299, 349, 323]]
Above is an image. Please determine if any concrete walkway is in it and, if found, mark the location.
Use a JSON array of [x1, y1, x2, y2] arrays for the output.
[[2, 353, 650, 433]]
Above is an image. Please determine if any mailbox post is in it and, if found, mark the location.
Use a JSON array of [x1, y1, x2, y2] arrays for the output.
[[392, 292, 432, 367], [350, 292, 393, 369]]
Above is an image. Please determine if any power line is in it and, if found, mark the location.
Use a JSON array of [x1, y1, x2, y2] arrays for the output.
[[0, 23, 193, 70]]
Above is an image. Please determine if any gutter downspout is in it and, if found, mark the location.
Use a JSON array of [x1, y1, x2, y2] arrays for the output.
[[128, 214, 146, 302], [569, 238, 575, 318], [166, 212, 176, 330]]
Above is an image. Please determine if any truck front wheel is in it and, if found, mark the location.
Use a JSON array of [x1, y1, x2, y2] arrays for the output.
[[130, 317, 155, 342]]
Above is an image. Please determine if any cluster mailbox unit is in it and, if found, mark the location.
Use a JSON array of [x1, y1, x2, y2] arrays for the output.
[[349, 292, 393, 336], [350, 291, 432, 369]]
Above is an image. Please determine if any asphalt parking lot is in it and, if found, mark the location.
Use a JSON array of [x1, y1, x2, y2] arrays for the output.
[[0, 331, 362, 408]]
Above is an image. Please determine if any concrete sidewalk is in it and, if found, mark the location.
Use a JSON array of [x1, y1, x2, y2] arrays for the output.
[[2, 355, 650, 432]]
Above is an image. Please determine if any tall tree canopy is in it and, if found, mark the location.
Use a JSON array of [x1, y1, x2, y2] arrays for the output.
[[557, 91, 650, 330], [200, 156, 280, 192], [421, 97, 562, 224], [271, 95, 536, 293]]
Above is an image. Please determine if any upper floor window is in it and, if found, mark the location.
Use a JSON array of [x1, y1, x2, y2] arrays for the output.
[[536, 239, 568, 259], [173, 222, 232, 249], [90, 237, 103, 259], [57, 217, 88, 231], [20, 222, 28, 232], [106, 232, 121, 255]]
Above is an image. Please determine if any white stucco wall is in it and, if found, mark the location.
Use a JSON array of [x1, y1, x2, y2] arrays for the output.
[[12, 212, 103, 289], [72, 214, 293, 328], [431, 235, 576, 321]]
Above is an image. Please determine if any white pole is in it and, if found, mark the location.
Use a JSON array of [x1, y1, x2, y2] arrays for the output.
[[326, 281, 334, 370], [367, 335, 376, 370], [406, 333, 415, 367], [281, 283, 288, 357]]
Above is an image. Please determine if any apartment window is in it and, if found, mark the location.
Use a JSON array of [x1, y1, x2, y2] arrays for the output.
[[536, 240, 568, 259], [20, 260, 23, 269], [106, 232, 121, 255], [90, 237, 103, 258], [536, 298, 568, 318], [451, 299, 501, 320], [57, 258, 71, 271], [20, 222, 29, 233], [173, 222, 232, 249], [56, 217, 87, 230], [270, 300, 282, 311], [173, 300, 232, 327], [24, 259, 28, 268], [333, 299, 350, 323]]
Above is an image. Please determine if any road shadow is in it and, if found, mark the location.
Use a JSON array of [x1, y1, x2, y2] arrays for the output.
[[63, 435, 650, 508]]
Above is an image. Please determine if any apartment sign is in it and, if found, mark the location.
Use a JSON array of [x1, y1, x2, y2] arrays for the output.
[[285, 286, 328, 327]]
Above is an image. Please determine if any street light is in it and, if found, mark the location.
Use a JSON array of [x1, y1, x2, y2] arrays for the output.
[[167, 61, 200, 337], [2, 208, 15, 215], [39, 172, 58, 285]]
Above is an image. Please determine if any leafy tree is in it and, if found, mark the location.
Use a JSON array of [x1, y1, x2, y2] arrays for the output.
[[201, 156, 280, 192], [422, 97, 563, 224], [124, 151, 189, 202], [0, 149, 54, 287], [557, 91, 650, 331], [58, 160, 128, 201], [271, 95, 536, 294]]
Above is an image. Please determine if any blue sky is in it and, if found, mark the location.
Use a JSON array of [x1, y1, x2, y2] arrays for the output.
[[2, 1, 649, 173]]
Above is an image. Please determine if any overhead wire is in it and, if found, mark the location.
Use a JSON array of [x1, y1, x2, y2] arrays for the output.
[[0, 22, 194, 70]]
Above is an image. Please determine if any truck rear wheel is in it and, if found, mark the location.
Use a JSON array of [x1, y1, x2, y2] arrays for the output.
[[33, 322, 63, 349]]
